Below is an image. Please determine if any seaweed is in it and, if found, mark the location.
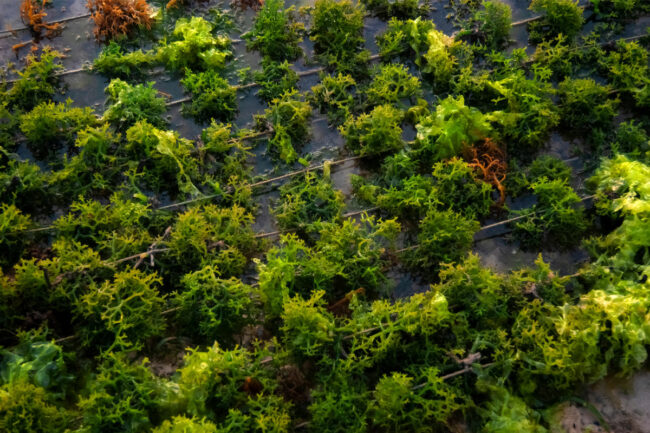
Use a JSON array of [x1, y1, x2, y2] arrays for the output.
[[365, 63, 421, 107], [77, 353, 162, 432], [167, 204, 256, 274], [310, 72, 357, 125], [243, 0, 304, 62], [611, 121, 649, 160], [86, 0, 153, 42], [260, 90, 312, 164], [341, 104, 404, 156], [368, 368, 466, 431], [281, 290, 336, 357], [258, 216, 400, 317], [404, 208, 479, 275], [0, 380, 71, 433], [0, 204, 32, 268], [600, 41, 650, 109], [74, 268, 166, 352], [273, 170, 345, 232], [415, 95, 491, 164], [181, 69, 237, 123], [173, 266, 255, 344], [467, 139, 507, 207], [512, 178, 588, 249], [19, 100, 97, 159], [157, 16, 232, 72], [310, 0, 370, 77], [470, 0, 512, 50], [253, 59, 299, 104], [558, 77, 619, 136], [103, 79, 167, 130], [360, 0, 425, 20], [591, 0, 650, 19], [488, 68, 559, 156], [377, 18, 458, 89], [93, 41, 158, 78], [528, 155, 572, 184], [3, 1, 650, 431], [528, 0, 584, 43], [19, 0, 62, 40], [0, 334, 72, 396], [152, 416, 219, 433], [3, 48, 63, 111]]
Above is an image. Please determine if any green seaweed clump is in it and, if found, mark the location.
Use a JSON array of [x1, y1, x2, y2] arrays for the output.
[[310, 0, 370, 76], [125, 121, 202, 196], [181, 69, 237, 123], [243, 0, 304, 62], [512, 177, 588, 249], [254, 59, 299, 103], [273, 170, 345, 231], [365, 63, 421, 107], [152, 416, 218, 433], [19, 100, 97, 159], [600, 41, 650, 109], [262, 90, 312, 164], [0, 380, 71, 433], [341, 104, 404, 156], [368, 368, 465, 432], [2, 48, 63, 111], [78, 353, 163, 433], [611, 121, 649, 161], [158, 16, 232, 72], [488, 69, 559, 156], [472, 0, 512, 50], [0, 335, 72, 396], [258, 216, 400, 316], [360, 0, 424, 20], [587, 154, 649, 281], [74, 268, 166, 352], [173, 265, 255, 344], [558, 78, 619, 136], [528, 0, 584, 43], [0, 204, 32, 268], [377, 19, 458, 89], [415, 95, 491, 163], [404, 208, 479, 275], [166, 204, 256, 275], [103, 79, 167, 130], [93, 41, 158, 78], [310, 72, 357, 125]]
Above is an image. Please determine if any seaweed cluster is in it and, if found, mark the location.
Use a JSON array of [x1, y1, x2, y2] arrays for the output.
[[86, 0, 153, 42]]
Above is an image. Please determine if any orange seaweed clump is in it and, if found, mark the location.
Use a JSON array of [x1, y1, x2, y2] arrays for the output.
[[86, 0, 153, 42], [467, 138, 507, 207], [20, 0, 62, 40], [12, 40, 35, 56]]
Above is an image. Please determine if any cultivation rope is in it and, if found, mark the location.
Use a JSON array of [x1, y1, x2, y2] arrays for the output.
[[5, 30, 645, 87], [82, 194, 598, 267], [156, 155, 364, 210], [9, 154, 365, 236], [510, 2, 589, 27], [165, 54, 383, 107], [7, 157, 589, 236], [393, 194, 597, 254]]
